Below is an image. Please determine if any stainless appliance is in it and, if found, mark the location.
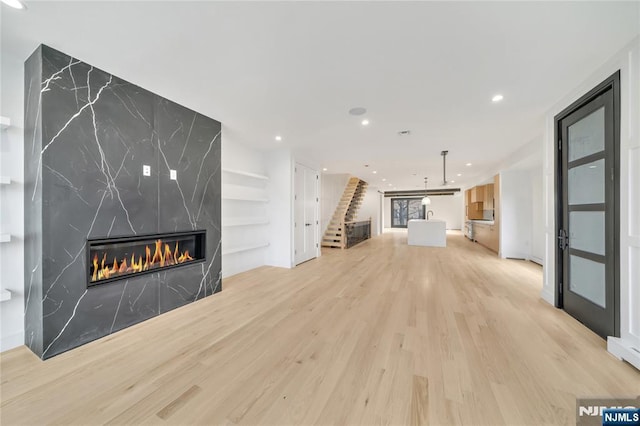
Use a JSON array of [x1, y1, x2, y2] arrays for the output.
[[465, 221, 474, 240]]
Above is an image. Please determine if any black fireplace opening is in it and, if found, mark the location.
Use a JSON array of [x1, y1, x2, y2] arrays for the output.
[[88, 230, 206, 286]]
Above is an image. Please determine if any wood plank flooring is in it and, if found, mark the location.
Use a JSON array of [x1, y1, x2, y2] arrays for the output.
[[1, 231, 638, 425]]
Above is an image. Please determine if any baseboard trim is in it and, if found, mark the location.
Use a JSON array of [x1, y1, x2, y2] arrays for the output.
[[607, 337, 640, 371], [530, 256, 543, 266], [540, 288, 555, 306], [1, 331, 24, 353]]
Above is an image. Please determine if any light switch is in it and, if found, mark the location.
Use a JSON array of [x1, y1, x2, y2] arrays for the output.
[[143, 165, 151, 176], [170, 169, 177, 180]]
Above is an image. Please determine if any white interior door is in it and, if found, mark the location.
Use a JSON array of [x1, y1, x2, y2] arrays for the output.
[[295, 164, 319, 265]]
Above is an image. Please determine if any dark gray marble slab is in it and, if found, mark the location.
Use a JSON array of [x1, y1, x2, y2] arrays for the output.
[[24, 45, 222, 359]]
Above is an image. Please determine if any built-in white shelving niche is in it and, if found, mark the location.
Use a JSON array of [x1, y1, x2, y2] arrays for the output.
[[223, 217, 270, 227], [222, 195, 269, 202], [222, 242, 270, 256], [222, 168, 269, 181], [0, 117, 12, 303], [221, 167, 270, 278]]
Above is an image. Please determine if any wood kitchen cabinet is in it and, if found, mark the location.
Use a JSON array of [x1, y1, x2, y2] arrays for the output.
[[470, 185, 485, 203], [474, 222, 498, 253], [465, 189, 471, 220], [466, 187, 484, 219], [484, 183, 494, 210]]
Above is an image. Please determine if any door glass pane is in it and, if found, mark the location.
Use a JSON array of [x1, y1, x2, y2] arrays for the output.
[[568, 107, 605, 162], [569, 255, 605, 308], [408, 199, 424, 220], [393, 199, 424, 227], [569, 211, 605, 256], [392, 200, 407, 227], [568, 159, 605, 205]]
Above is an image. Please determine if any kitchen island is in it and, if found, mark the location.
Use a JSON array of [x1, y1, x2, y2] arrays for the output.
[[407, 219, 446, 247]]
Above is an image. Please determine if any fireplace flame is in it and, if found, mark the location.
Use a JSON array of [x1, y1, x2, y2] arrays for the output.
[[91, 239, 194, 282]]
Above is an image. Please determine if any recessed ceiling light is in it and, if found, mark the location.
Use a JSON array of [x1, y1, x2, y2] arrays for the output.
[[322, 167, 328, 171], [361, 119, 370, 126], [1, 0, 26, 9], [349, 107, 367, 116], [372, 171, 377, 174], [457, 173, 462, 177], [275, 135, 282, 142], [382, 178, 386, 182], [466, 163, 472, 166], [388, 183, 392, 187], [492, 94, 504, 103], [451, 180, 455, 183]]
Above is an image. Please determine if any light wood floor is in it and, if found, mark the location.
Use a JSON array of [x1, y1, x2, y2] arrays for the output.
[[1, 231, 638, 425]]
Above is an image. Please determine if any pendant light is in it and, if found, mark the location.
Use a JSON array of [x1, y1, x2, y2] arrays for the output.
[[421, 177, 431, 205]]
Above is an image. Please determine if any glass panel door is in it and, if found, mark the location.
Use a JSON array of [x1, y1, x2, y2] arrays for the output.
[[556, 72, 619, 339]]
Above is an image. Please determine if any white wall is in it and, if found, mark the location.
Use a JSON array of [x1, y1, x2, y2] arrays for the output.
[[265, 149, 294, 269], [383, 198, 391, 228], [500, 170, 533, 259], [530, 167, 544, 264], [541, 36, 640, 368], [0, 51, 25, 351], [383, 195, 463, 230], [354, 186, 382, 237], [221, 133, 269, 278], [320, 173, 350, 235]]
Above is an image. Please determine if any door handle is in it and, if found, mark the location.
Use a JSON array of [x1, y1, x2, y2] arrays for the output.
[[305, 223, 312, 227], [558, 229, 569, 250]]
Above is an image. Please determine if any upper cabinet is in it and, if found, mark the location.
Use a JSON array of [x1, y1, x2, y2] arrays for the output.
[[466, 181, 498, 220], [470, 185, 485, 203], [484, 183, 494, 210], [465, 188, 484, 219]]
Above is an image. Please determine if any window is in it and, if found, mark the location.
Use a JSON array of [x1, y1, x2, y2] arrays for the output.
[[391, 198, 425, 228]]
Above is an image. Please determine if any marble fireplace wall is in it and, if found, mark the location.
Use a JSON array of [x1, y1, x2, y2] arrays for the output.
[[24, 45, 222, 359]]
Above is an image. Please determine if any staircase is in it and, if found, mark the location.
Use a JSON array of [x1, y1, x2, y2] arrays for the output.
[[321, 177, 368, 249]]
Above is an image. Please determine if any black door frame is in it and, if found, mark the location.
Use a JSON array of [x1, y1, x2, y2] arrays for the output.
[[553, 71, 620, 337]]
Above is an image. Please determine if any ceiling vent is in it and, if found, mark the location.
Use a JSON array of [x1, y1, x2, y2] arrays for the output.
[[349, 107, 367, 116]]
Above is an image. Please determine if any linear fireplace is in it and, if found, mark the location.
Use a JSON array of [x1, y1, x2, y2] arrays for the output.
[[88, 230, 206, 286]]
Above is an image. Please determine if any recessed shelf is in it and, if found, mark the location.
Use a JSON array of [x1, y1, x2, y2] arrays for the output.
[[223, 217, 270, 227], [0, 116, 10, 130], [0, 234, 10, 243], [222, 195, 269, 202], [0, 176, 10, 185], [0, 289, 11, 302], [222, 242, 270, 255], [222, 168, 269, 180]]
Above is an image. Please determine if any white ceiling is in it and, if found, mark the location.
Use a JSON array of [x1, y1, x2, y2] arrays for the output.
[[2, 1, 639, 190]]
